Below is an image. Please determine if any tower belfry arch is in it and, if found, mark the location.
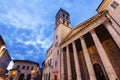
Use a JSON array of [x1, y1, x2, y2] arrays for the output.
[[55, 8, 70, 28]]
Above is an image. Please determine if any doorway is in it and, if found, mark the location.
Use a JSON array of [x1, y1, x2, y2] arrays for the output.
[[93, 63, 106, 80], [18, 74, 24, 80]]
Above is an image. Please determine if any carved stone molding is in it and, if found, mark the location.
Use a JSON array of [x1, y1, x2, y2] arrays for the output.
[[103, 18, 112, 27]]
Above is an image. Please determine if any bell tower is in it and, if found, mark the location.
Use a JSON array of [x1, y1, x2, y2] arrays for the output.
[[55, 8, 70, 29]]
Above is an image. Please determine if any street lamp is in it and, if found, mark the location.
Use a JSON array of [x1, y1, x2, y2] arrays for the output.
[[8, 70, 19, 80], [11, 71, 17, 77], [31, 69, 37, 80]]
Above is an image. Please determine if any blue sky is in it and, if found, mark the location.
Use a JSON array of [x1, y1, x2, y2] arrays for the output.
[[0, 0, 102, 69]]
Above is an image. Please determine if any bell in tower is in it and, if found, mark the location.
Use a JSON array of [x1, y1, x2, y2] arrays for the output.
[[55, 8, 70, 28]]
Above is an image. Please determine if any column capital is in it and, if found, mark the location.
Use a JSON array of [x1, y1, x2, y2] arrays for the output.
[[103, 18, 112, 26], [80, 36, 84, 40], [89, 29, 95, 34]]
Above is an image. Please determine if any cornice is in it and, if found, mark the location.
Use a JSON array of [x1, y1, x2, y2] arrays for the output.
[[97, 0, 112, 12], [61, 10, 108, 46]]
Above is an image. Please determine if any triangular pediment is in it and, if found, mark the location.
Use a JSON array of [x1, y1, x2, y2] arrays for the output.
[[61, 10, 107, 45]]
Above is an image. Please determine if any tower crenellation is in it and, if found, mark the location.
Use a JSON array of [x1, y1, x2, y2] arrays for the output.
[[55, 8, 70, 28]]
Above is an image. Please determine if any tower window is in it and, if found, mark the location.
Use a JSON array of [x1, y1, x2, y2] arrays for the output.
[[111, 1, 119, 9], [66, 16, 68, 19], [63, 20, 65, 24], [67, 22, 69, 26], [50, 59, 52, 66], [63, 14, 65, 17]]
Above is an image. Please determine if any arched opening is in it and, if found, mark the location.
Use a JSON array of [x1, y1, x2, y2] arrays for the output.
[[16, 65, 20, 69], [63, 20, 65, 24], [27, 74, 31, 80], [54, 75, 57, 80], [18, 73, 24, 80], [93, 63, 106, 80]]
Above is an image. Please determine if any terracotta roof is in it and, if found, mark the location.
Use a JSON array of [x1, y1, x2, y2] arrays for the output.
[[13, 60, 39, 66], [61, 10, 107, 45]]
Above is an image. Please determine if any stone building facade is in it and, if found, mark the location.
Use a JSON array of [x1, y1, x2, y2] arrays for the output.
[[42, 0, 120, 80], [0, 35, 11, 77], [8, 60, 40, 80]]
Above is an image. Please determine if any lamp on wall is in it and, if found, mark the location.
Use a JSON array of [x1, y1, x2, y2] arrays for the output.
[[31, 67, 40, 80], [8, 69, 19, 80], [11, 71, 17, 77]]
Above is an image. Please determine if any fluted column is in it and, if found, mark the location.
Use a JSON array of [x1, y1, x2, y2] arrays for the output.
[[72, 42, 82, 80], [66, 46, 72, 80], [60, 49, 64, 80], [104, 19, 120, 48], [90, 29, 118, 80], [80, 36, 96, 80]]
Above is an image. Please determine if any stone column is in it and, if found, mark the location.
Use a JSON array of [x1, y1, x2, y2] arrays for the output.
[[90, 29, 118, 80], [80, 36, 96, 80], [104, 19, 120, 48], [60, 49, 64, 80], [72, 42, 82, 80], [66, 46, 72, 80]]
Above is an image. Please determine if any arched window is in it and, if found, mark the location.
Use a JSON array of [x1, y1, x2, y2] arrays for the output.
[[31, 66, 34, 70], [56, 35, 58, 40], [50, 59, 52, 66], [63, 14, 65, 17], [27, 74, 31, 80], [26, 66, 29, 70], [55, 42, 58, 47], [16, 65, 20, 69], [18, 74, 24, 80], [22, 66, 25, 69], [63, 20, 65, 24], [93, 63, 106, 80]]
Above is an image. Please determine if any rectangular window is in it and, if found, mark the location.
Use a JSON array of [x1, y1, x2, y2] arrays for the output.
[[111, 1, 119, 9], [55, 61, 57, 67]]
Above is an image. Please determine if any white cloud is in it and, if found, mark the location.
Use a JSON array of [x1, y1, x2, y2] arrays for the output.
[[7, 60, 14, 70]]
